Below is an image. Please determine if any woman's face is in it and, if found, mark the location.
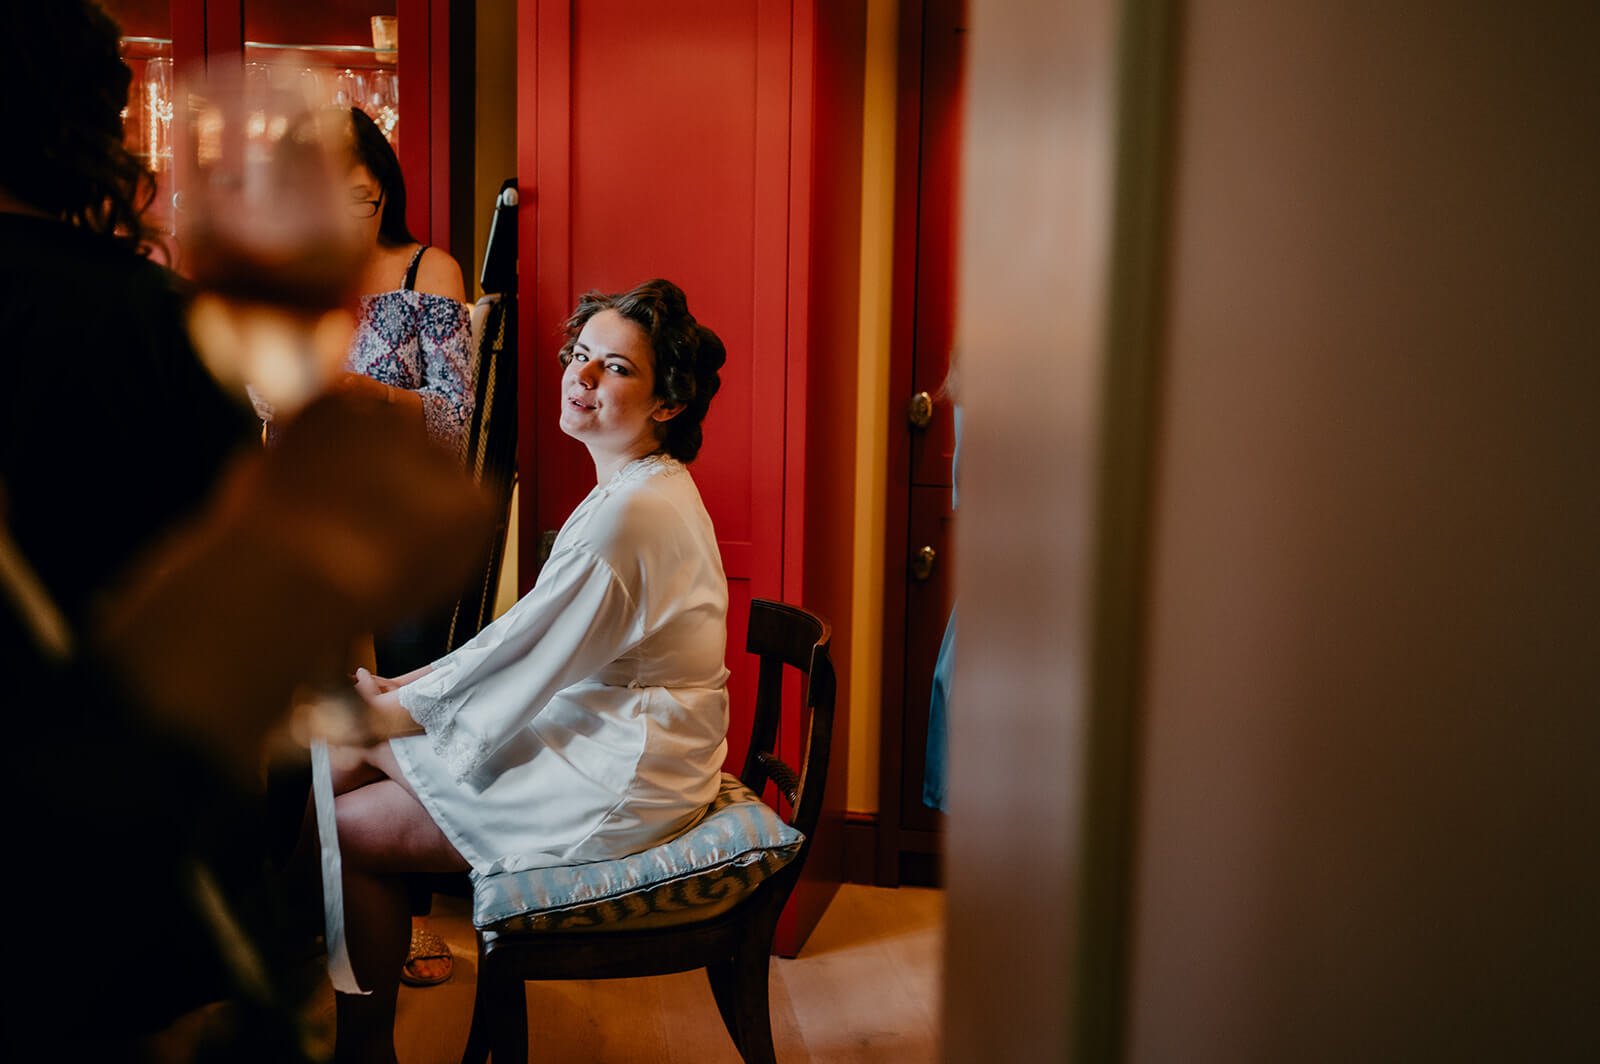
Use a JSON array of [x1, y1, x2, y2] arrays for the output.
[[559, 308, 679, 459], [345, 163, 384, 249]]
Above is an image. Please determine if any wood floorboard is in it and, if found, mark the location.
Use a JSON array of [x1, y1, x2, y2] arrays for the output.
[[277, 884, 940, 1064]]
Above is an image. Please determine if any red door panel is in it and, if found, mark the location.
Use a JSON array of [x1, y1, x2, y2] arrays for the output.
[[907, 0, 965, 489], [520, 1, 791, 776]]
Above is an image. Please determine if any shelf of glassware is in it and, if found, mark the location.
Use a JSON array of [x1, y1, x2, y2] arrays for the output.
[[241, 39, 402, 148], [119, 32, 403, 236]]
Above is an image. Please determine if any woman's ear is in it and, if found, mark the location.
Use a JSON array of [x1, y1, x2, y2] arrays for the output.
[[651, 401, 686, 423]]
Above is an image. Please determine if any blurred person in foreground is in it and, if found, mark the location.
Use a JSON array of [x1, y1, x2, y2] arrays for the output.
[[0, 0, 259, 635], [3, 394, 491, 1059], [0, 1, 493, 1056]]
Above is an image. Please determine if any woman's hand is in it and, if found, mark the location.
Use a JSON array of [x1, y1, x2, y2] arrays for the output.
[[352, 666, 387, 701], [353, 665, 431, 698], [386, 664, 435, 688], [353, 682, 425, 741]]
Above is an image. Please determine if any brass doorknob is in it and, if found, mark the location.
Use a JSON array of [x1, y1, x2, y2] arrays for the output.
[[908, 391, 934, 429], [910, 545, 937, 581]]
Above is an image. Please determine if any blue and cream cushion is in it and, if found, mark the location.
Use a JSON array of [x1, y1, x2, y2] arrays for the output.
[[471, 773, 805, 933]]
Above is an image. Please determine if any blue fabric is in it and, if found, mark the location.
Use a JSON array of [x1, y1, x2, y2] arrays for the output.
[[923, 404, 960, 812], [471, 773, 804, 932], [923, 606, 955, 813], [950, 404, 962, 510]]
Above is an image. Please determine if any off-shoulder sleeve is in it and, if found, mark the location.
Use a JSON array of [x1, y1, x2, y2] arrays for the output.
[[396, 544, 644, 782], [414, 296, 475, 454]]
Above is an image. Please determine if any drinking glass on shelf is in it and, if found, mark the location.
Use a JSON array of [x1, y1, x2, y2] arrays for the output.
[[144, 57, 174, 172], [368, 71, 399, 144], [121, 60, 145, 159], [297, 66, 328, 111], [332, 67, 368, 112], [370, 15, 398, 62]]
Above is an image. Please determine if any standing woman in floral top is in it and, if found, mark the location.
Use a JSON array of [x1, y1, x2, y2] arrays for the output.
[[339, 107, 474, 455], [340, 107, 475, 680]]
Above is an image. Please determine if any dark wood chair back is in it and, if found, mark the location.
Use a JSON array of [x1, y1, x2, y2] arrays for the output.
[[741, 600, 835, 849]]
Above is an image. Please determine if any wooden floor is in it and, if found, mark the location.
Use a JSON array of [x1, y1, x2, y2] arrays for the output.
[[293, 884, 942, 1063]]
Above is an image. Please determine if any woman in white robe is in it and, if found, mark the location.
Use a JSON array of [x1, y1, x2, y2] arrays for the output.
[[329, 279, 729, 1062]]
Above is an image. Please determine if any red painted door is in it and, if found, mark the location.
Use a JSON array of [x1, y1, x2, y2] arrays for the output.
[[879, 0, 965, 884], [516, 0, 791, 781], [516, 1, 864, 955]]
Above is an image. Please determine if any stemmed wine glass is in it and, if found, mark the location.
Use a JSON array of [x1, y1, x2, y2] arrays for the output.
[[144, 57, 174, 172], [177, 58, 366, 417], [367, 71, 399, 145], [332, 67, 368, 112], [176, 60, 380, 743]]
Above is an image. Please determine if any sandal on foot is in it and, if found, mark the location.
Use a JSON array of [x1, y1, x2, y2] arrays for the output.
[[400, 927, 453, 987]]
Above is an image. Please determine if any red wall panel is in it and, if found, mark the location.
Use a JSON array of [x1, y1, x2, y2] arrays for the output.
[[521, 2, 793, 780]]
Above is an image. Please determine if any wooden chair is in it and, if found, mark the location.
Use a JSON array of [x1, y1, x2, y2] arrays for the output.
[[443, 285, 517, 653], [445, 177, 519, 654], [460, 599, 837, 1064]]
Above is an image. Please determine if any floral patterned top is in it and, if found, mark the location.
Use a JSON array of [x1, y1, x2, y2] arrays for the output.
[[347, 285, 475, 454]]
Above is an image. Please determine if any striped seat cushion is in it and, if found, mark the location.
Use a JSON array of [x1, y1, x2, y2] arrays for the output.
[[472, 773, 805, 933]]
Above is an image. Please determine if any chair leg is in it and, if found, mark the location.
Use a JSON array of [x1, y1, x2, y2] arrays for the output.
[[489, 971, 529, 1064], [730, 934, 777, 1064], [706, 957, 745, 1057], [460, 968, 493, 1064], [460, 950, 529, 1064]]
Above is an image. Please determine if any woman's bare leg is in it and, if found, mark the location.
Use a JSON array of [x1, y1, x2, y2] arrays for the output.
[[278, 747, 394, 908], [330, 744, 469, 1064]]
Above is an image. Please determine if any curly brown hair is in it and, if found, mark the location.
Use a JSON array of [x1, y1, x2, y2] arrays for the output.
[[558, 279, 727, 463], [0, 2, 159, 251]]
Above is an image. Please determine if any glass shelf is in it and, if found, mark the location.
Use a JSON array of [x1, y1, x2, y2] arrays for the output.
[[247, 41, 394, 56], [118, 36, 392, 55]]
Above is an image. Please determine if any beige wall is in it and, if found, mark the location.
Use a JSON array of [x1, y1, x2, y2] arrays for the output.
[[943, 0, 1596, 1059], [847, 0, 899, 813], [472, 0, 517, 304], [942, 0, 1123, 1058], [1127, 3, 1598, 1058]]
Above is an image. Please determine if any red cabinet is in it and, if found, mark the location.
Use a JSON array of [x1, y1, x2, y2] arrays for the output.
[[105, 0, 459, 253], [516, 0, 866, 955]]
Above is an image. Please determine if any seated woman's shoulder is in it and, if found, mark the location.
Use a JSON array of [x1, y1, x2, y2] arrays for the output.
[[414, 246, 467, 303], [585, 475, 696, 553]]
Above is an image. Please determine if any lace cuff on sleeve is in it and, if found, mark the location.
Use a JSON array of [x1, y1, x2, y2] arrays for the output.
[[398, 683, 492, 782]]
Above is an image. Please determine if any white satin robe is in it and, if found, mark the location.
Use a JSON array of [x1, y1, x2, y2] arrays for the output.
[[391, 454, 730, 875]]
